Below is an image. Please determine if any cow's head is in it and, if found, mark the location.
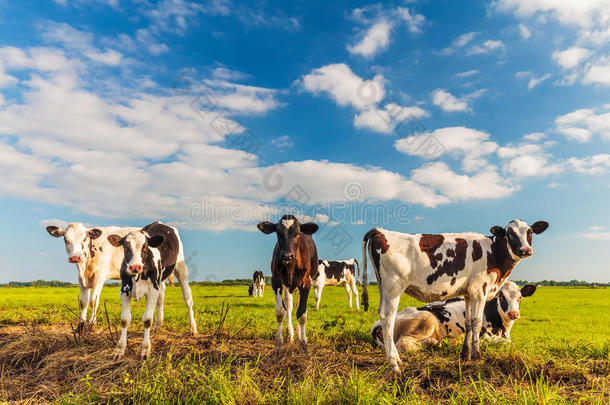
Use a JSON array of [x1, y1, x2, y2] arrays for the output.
[[496, 281, 536, 321], [490, 219, 548, 259], [46, 223, 102, 264], [257, 215, 318, 265], [107, 230, 164, 277]]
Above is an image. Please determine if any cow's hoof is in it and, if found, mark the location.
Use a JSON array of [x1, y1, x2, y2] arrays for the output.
[[391, 363, 401, 374], [471, 351, 482, 361], [190, 328, 198, 336], [113, 351, 125, 361], [140, 350, 151, 360], [299, 341, 308, 353]]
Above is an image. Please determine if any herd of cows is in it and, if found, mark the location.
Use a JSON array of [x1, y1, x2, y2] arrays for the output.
[[46, 215, 548, 372]]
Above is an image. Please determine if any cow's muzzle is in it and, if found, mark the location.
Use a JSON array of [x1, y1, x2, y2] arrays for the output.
[[519, 247, 533, 257], [128, 264, 142, 274], [69, 256, 82, 263], [508, 311, 520, 320], [281, 253, 295, 263]]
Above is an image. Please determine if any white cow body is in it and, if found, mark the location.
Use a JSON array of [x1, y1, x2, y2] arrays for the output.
[[361, 219, 548, 373], [312, 259, 360, 310]]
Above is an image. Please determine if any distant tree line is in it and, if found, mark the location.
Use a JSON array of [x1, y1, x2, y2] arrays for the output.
[[0, 280, 76, 288], [514, 280, 609, 288]]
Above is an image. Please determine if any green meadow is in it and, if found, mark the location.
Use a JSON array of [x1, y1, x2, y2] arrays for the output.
[[0, 284, 608, 403]]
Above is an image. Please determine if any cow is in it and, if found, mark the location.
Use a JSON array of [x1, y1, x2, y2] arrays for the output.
[[371, 281, 537, 352], [107, 222, 197, 360], [257, 215, 319, 350], [46, 223, 138, 332], [361, 219, 548, 372], [311, 259, 361, 310], [250, 270, 265, 297]]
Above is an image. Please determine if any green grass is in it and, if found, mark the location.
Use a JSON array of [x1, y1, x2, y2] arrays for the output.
[[0, 284, 609, 403]]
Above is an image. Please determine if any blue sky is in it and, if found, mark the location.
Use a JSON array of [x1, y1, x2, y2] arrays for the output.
[[0, 0, 609, 283]]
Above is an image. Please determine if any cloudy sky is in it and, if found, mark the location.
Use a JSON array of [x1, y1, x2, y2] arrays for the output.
[[1, 0, 609, 283]]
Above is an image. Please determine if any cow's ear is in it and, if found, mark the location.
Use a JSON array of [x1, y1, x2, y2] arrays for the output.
[[530, 221, 549, 235], [301, 222, 319, 235], [46, 226, 65, 238], [520, 284, 536, 297], [107, 234, 123, 247], [257, 221, 276, 234], [148, 235, 164, 248], [88, 228, 102, 240], [490, 226, 506, 238]]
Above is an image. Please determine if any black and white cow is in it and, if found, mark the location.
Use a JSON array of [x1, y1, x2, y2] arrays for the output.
[[250, 270, 265, 297], [311, 259, 361, 310], [107, 222, 197, 360], [46, 223, 138, 331], [257, 215, 318, 349], [371, 281, 537, 352], [362, 219, 548, 372]]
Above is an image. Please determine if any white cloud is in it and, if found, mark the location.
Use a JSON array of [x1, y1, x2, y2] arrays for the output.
[[568, 154, 610, 174], [354, 103, 428, 133], [300, 63, 385, 110], [528, 73, 552, 89], [396, 7, 426, 33], [348, 20, 393, 58], [518, 24, 531, 39], [581, 232, 610, 240], [271, 135, 294, 150], [583, 57, 610, 85], [552, 47, 592, 69], [431, 88, 485, 112], [467, 40, 505, 55], [411, 162, 518, 201], [555, 107, 610, 142], [454, 70, 479, 78], [589, 225, 605, 231], [502, 154, 563, 177], [440, 32, 477, 54], [523, 132, 546, 141]]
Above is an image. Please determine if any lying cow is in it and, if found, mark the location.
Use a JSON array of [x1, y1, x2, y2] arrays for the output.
[[107, 222, 197, 360], [371, 281, 536, 352], [46, 223, 137, 332], [250, 270, 265, 297], [362, 219, 548, 372], [257, 215, 318, 349], [312, 259, 360, 310]]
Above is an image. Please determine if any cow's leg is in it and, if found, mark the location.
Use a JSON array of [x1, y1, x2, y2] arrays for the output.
[[154, 282, 166, 331], [77, 286, 91, 333], [113, 293, 131, 361], [173, 261, 198, 335], [314, 284, 323, 310], [274, 288, 286, 348], [296, 285, 309, 347], [87, 279, 104, 328], [344, 282, 353, 308], [140, 288, 158, 360], [351, 278, 360, 310], [379, 286, 403, 373], [468, 294, 485, 360], [283, 286, 294, 343]]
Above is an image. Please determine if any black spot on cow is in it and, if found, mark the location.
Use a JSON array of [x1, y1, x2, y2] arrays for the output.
[[483, 296, 505, 335], [455, 322, 465, 333], [486, 235, 517, 285], [364, 229, 390, 271], [318, 260, 349, 282], [426, 238, 468, 285], [451, 277, 456, 286], [419, 303, 451, 324], [419, 234, 444, 268], [143, 319, 152, 328]]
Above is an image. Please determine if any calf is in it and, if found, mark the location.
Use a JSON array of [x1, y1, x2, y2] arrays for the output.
[[46, 223, 138, 332], [251, 270, 265, 297], [362, 219, 548, 372], [107, 222, 197, 360], [371, 281, 537, 352], [257, 215, 318, 349], [312, 259, 361, 310]]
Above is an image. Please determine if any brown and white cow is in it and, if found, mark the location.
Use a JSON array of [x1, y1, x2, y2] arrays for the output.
[[257, 215, 319, 349], [250, 270, 265, 297], [107, 222, 197, 360], [311, 259, 361, 310], [361, 219, 548, 372], [371, 281, 537, 352], [46, 223, 138, 331]]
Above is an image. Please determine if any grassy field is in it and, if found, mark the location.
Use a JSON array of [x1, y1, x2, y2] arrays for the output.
[[0, 283, 608, 403]]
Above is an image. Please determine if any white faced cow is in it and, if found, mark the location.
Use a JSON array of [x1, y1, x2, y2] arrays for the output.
[[107, 222, 197, 360], [311, 259, 361, 310], [371, 281, 537, 352], [250, 270, 265, 297], [361, 219, 548, 373], [46, 223, 138, 332], [257, 215, 319, 350]]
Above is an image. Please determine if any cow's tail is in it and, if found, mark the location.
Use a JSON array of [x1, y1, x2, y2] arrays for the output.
[[361, 231, 372, 312], [353, 258, 361, 286]]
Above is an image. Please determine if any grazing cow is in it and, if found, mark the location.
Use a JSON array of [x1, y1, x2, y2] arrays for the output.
[[107, 222, 197, 360], [251, 270, 265, 297], [311, 259, 361, 310], [257, 215, 319, 349], [361, 219, 548, 372], [371, 281, 537, 352], [46, 223, 138, 331]]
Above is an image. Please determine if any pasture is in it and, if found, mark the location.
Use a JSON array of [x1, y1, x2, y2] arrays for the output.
[[0, 284, 608, 404]]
